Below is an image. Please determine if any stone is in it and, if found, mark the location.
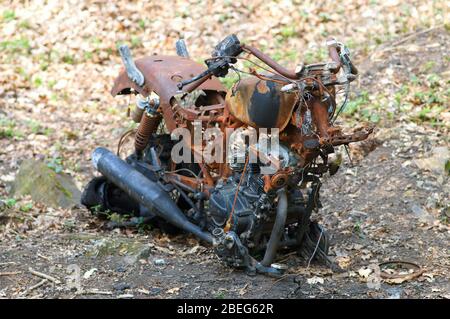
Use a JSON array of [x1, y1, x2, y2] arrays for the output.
[[11, 159, 81, 208], [113, 282, 131, 291], [414, 146, 450, 175], [83, 268, 98, 279], [410, 204, 434, 223], [86, 237, 152, 265], [153, 258, 166, 267], [116, 266, 127, 273], [66, 233, 152, 265], [149, 287, 161, 295], [386, 287, 402, 299]]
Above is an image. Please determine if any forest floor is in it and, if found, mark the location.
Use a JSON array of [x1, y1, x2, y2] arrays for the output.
[[0, 1, 448, 298]]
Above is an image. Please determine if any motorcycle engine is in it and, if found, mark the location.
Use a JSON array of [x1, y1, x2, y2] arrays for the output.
[[209, 167, 266, 233], [208, 131, 298, 250]]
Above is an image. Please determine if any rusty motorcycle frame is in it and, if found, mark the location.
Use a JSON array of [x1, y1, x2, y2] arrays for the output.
[[82, 35, 372, 276]]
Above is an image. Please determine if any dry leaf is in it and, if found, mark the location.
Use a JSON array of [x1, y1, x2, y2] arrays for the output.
[[239, 283, 249, 296], [167, 287, 181, 294], [358, 267, 373, 278], [307, 276, 324, 285], [83, 268, 98, 279]]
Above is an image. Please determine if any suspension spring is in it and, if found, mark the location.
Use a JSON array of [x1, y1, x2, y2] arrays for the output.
[[134, 112, 161, 155]]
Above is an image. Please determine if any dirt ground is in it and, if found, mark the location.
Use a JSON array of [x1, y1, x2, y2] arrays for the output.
[[0, 1, 448, 299]]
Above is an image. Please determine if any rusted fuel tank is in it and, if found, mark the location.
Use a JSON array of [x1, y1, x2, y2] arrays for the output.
[[226, 77, 298, 130]]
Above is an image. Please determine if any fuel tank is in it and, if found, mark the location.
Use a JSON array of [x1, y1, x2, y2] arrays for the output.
[[226, 77, 298, 130]]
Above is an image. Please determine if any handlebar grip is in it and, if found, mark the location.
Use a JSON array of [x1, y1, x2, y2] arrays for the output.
[[328, 38, 358, 76], [326, 39, 342, 73], [177, 67, 212, 90], [182, 73, 212, 93], [328, 46, 341, 65]]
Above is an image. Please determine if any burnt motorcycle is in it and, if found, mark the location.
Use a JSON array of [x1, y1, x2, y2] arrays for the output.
[[82, 35, 373, 276]]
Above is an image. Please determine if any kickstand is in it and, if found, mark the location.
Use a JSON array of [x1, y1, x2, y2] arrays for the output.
[[344, 144, 353, 167]]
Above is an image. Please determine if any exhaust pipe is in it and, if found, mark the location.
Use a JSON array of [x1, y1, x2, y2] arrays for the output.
[[92, 147, 213, 244], [260, 188, 288, 267]]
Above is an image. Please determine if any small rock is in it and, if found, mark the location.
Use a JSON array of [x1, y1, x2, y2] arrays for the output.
[[123, 244, 151, 265], [358, 267, 373, 279], [87, 238, 151, 265], [349, 210, 368, 218], [116, 266, 127, 273], [153, 258, 166, 267], [166, 287, 181, 294], [410, 204, 434, 223], [83, 268, 98, 279], [113, 282, 131, 291], [414, 146, 449, 175], [386, 287, 402, 299], [149, 287, 161, 295], [306, 276, 324, 285], [425, 195, 439, 209]]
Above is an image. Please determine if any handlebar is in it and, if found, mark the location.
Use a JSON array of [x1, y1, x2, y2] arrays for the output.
[[241, 44, 300, 79], [177, 35, 357, 91], [176, 43, 302, 91], [326, 38, 358, 75], [179, 71, 213, 93], [177, 34, 243, 90]]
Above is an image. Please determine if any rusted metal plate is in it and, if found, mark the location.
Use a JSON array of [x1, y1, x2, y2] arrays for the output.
[[111, 55, 225, 102], [225, 77, 297, 130], [320, 125, 374, 146]]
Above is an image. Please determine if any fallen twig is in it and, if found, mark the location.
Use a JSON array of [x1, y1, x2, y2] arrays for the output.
[[28, 279, 48, 291], [379, 260, 424, 284], [28, 267, 61, 284], [137, 288, 150, 295], [79, 289, 113, 295], [277, 251, 297, 264], [369, 24, 444, 60], [195, 277, 228, 283], [37, 254, 51, 262], [0, 271, 21, 276], [267, 273, 296, 289], [0, 262, 16, 267], [18, 279, 49, 297], [390, 25, 444, 47]]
